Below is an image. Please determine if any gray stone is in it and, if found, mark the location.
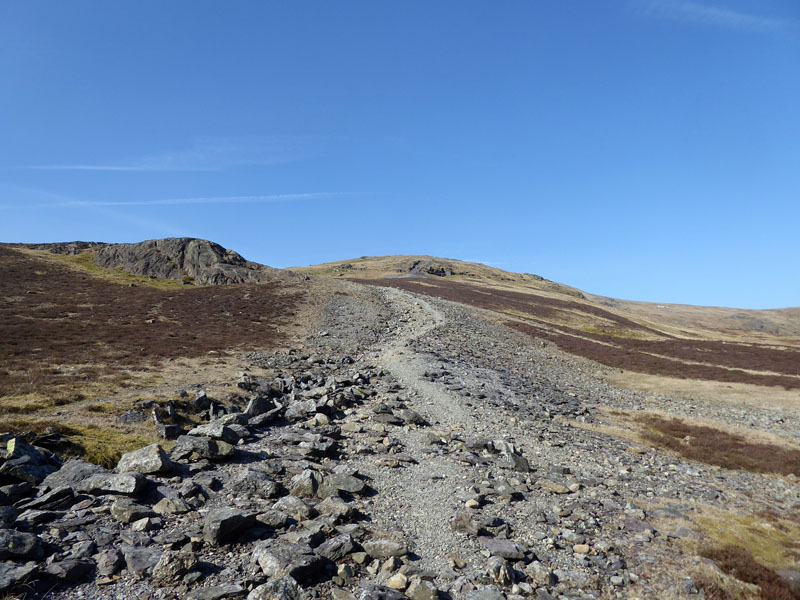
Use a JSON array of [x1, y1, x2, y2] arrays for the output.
[[94, 238, 272, 286], [289, 470, 324, 498], [362, 538, 408, 559], [357, 584, 406, 600], [407, 579, 439, 600], [153, 497, 192, 515], [0, 507, 19, 527], [273, 495, 315, 520], [42, 459, 107, 489], [153, 549, 199, 584], [18, 486, 75, 511], [187, 421, 242, 445], [203, 508, 257, 545], [0, 562, 38, 593], [329, 473, 366, 494], [477, 536, 525, 560], [43, 559, 94, 582], [171, 435, 235, 461], [229, 468, 279, 498], [0, 459, 58, 484], [0, 529, 43, 560], [117, 410, 148, 424], [248, 577, 303, 600], [465, 587, 506, 600], [189, 584, 248, 600], [117, 444, 174, 474], [111, 498, 156, 524], [253, 540, 328, 584], [778, 570, 800, 595], [121, 544, 162, 578], [316, 534, 354, 561], [94, 549, 124, 576], [79, 472, 146, 495]]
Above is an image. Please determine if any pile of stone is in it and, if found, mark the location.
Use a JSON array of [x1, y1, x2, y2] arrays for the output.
[[0, 357, 447, 600]]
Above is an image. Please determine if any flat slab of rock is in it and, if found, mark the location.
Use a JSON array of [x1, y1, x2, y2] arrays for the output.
[[253, 540, 329, 584], [248, 577, 302, 600], [121, 545, 162, 578], [189, 584, 247, 600], [79, 473, 146, 495], [477, 536, 525, 560], [329, 472, 366, 494], [362, 538, 408, 559], [171, 436, 235, 462], [188, 421, 243, 445], [0, 562, 38, 593], [203, 508, 257, 545], [111, 498, 156, 524], [42, 459, 107, 489], [117, 444, 174, 474]]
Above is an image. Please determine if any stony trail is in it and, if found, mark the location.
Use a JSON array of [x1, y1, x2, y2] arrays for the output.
[[3, 280, 800, 600]]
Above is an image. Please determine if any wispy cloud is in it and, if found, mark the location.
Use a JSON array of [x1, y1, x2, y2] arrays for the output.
[[20, 192, 352, 210], [21, 136, 317, 172], [39, 192, 350, 209], [633, 0, 796, 32]]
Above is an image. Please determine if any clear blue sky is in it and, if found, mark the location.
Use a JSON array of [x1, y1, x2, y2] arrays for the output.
[[1, 1, 798, 309]]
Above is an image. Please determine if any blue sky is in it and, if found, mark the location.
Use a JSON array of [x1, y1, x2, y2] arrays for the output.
[[1, 1, 798, 309]]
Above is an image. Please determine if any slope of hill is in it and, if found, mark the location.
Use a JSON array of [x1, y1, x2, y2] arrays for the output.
[[3, 240, 800, 599], [295, 255, 800, 391]]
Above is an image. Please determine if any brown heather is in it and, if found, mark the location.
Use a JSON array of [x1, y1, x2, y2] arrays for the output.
[[0, 246, 303, 404], [637, 414, 800, 476]]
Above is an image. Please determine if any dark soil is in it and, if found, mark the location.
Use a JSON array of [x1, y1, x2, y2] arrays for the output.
[[0, 246, 303, 400], [355, 277, 800, 390]]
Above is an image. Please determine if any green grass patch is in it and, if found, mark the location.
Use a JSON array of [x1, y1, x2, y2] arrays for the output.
[[57, 250, 192, 289]]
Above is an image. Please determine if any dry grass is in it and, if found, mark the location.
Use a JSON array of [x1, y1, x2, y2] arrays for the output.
[[637, 414, 800, 476], [607, 371, 800, 412], [693, 508, 800, 570], [699, 545, 799, 600], [0, 245, 310, 464]]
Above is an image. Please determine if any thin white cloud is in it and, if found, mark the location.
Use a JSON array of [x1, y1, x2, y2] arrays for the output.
[[37, 192, 352, 209], [21, 136, 317, 172], [634, 0, 796, 32]]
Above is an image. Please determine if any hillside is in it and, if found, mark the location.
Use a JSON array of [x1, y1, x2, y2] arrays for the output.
[[2, 240, 799, 600], [294, 255, 800, 394]]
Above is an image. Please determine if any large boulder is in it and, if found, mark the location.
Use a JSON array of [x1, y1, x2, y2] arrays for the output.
[[79, 473, 146, 496], [203, 508, 257, 546], [252, 540, 329, 584], [171, 436, 235, 462], [42, 459, 107, 489], [117, 444, 174, 474]]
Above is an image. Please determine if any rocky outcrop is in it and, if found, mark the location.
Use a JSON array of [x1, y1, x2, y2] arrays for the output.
[[93, 238, 280, 285]]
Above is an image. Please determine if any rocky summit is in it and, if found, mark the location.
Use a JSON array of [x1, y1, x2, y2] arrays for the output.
[[1, 241, 799, 600]]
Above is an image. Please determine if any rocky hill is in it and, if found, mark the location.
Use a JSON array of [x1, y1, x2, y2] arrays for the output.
[[2, 241, 799, 600], [93, 238, 285, 286], [20, 238, 288, 286]]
